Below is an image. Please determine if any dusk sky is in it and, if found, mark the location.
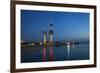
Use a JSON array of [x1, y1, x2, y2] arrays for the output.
[[21, 10, 89, 42]]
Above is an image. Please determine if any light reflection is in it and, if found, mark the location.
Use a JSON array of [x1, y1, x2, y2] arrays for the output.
[[50, 47, 53, 61], [67, 44, 70, 59], [72, 44, 75, 48], [43, 48, 46, 62], [66, 43, 75, 59]]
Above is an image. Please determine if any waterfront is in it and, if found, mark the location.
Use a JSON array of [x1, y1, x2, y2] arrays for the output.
[[21, 43, 89, 63], [21, 10, 90, 63]]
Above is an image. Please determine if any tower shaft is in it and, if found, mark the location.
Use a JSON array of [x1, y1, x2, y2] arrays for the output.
[[44, 34, 46, 44], [49, 23, 53, 46], [43, 31, 47, 47]]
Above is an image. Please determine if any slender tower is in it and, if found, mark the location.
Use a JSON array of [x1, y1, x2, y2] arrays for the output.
[[48, 19, 54, 61], [49, 19, 54, 46], [43, 29, 47, 62], [43, 30, 47, 47]]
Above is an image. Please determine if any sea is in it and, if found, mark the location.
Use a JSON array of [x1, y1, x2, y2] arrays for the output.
[[21, 44, 89, 63]]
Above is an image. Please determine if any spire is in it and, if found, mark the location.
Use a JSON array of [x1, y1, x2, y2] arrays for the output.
[[43, 25, 47, 35], [49, 17, 53, 35], [50, 17, 52, 25], [49, 17, 53, 30]]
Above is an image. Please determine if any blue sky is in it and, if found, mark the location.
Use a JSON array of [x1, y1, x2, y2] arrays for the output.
[[21, 10, 89, 42]]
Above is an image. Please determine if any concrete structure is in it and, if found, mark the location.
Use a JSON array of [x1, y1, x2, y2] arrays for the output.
[[43, 30, 47, 47], [49, 20, 54, 46]]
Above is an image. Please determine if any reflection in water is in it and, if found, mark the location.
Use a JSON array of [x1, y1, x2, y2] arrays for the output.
[[21, 44, 89, 62], [42, 47, 54, 61], [72, 44, 75, 48], [50, 47, 53, 61], [67, 44, 75, 59], [42, 44, 74, 61], [43, 48, 46, 62], [67, 44, 70, 59]]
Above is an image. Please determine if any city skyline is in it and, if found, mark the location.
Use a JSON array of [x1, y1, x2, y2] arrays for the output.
[[21, 10, 89, 42]]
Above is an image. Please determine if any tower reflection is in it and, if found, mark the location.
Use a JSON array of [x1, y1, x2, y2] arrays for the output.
[[49, 46, 53, 61], [42, 48, 46, 62]]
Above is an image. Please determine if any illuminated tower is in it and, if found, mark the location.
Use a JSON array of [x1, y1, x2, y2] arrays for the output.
[[43, 30, 47, 47], [43, 30, 47, 62], [49, 19, 54, 46]]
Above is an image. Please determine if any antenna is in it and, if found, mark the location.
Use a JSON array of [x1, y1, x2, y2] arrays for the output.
[[50, 16, 52, 25]]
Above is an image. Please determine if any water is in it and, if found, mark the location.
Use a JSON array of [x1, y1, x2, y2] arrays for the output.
[[21, 44, 89, 63]]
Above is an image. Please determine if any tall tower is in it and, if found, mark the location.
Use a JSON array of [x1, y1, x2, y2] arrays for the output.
[[43, 30, 47, 47], [49, 19, 54, 46]]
